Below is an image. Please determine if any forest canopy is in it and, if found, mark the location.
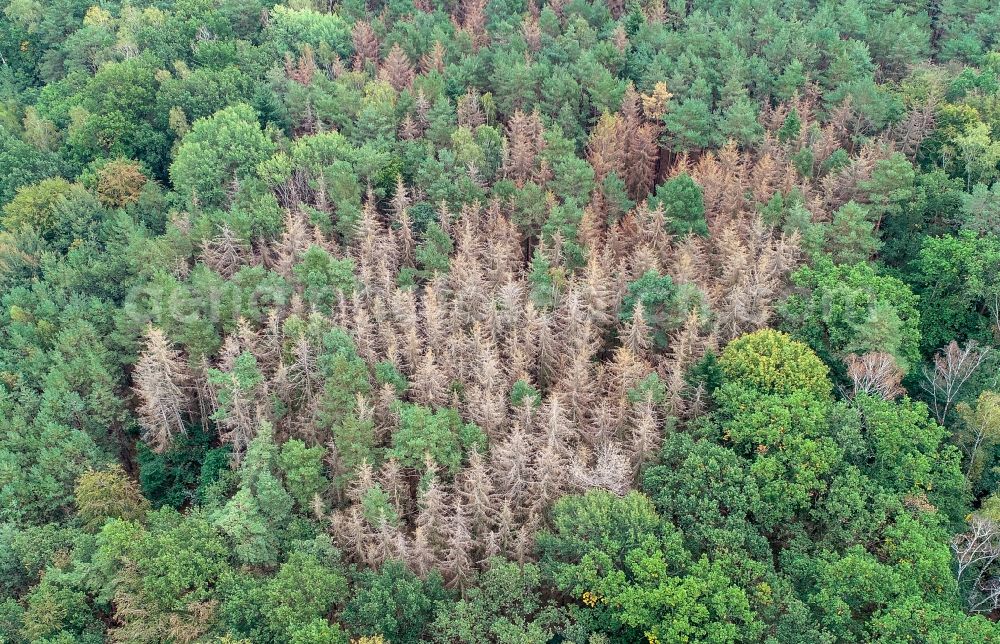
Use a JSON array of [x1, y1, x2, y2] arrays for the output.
[[3, 0, 1000, 642]]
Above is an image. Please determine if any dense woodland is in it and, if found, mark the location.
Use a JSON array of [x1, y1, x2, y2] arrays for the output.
[[5, 0, 1000, 641]]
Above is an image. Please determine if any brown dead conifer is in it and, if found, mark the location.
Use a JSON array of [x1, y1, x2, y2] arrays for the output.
[[352, 21, 379, 71], [587, 112, 625, 183], [201, 224, 248, 279], [503, 110, 545, 187], [457, 89, 485, 128], [421, 40, 446, 74], [133, 326, 194, 453], [381, 44, 414, 91]]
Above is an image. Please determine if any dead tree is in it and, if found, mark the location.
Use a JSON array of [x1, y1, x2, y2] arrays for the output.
[[953, 513, 1000, 613], [846, 352, 905, 400], [922, 341, 991, 424], [133, 326, 194, 453]]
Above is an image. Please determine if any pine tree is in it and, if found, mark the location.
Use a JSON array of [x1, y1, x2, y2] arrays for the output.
[[209, 353, 265, 462], [393, 287, 422, 370], [458, 0, 487, 48], [416, 471, 450, 556], [443, 507, 476, 588], [457, 89, 485, 128], [379, 457, 409, 518], [571, 441, 631, 496], [522, 15, 541, 53], [74, 465, 150, 531], [621, 300, 653, 356], [554, 352, 596, 433], [276, 209, 310, 278], [529, 439, 568, 515], [624, 124, 659, 200], [489, 423, 533, 512], [628, 396, 661, 475], [331, 504, 368, 562], [409, 525, 438, 577], [421, 40, 446, 74], [348, 460, 377, 504], [284, 45, 317, 86], [399, 114, 420, 140]]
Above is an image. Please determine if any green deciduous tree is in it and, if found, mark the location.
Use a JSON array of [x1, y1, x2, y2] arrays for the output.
[[170, 103, 275, 211], [537, 490, 762, 642], [219, 539, 349, 643], [430, 558, 563, 643], [341, 561, 449, 644], [100, 508, 231, 640], [293, 245, 355, 314], [782, 261, 922, 375], [0, 126, 61, 205], [912, 231, 1000, 353], [719, 329, 831, 399]]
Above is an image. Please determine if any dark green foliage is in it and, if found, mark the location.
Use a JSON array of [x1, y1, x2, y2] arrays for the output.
[[824, 201, 881, 265], [115, 507, 231, 611], [600, 173, 634, 224], [220, 539, 349, 643], [528, 247, 559, 309], [430, 558, 564, 643], [375, 361, 408, 395], [537, 490, 762, 642], [620, 270, 707, 348], [685, 351, 724, 397], [777, 110, 801, 144], [643, 433, 759, 554], [0, 398, 107, 526], [638, 332, 980, 641], [169, 103, 275, 211], [341, 561, 449, 644], [389, 404, 486, 476], [0, 127, 62, 204], [416, 222, 453, 276], [540, 204, 586, 269], [911, 231, 1000, 353], [138, 424, 224, 509], [782, 261, 922, 374], [647, 172, 707, 237], [836, 394, 967, 524], [510, 379, 541, 408], [663, 95, 719, 151], [278, 439, 327, 508], [293, 246, 355, 313]]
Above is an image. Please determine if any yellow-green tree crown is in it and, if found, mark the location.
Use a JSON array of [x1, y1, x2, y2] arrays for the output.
[[720, 329, 831, 399]]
